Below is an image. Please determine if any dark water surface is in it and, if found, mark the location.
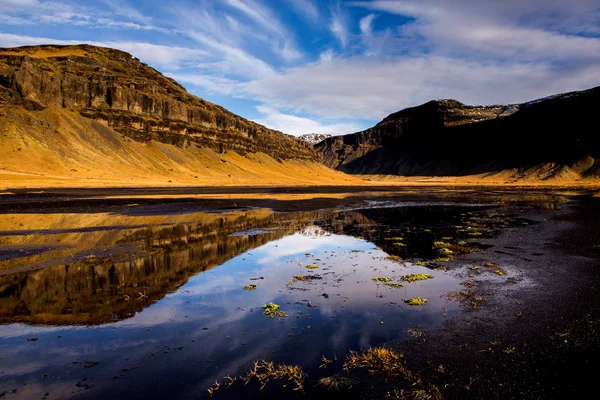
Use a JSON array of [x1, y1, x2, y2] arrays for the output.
[[0, 190, 572, 399]]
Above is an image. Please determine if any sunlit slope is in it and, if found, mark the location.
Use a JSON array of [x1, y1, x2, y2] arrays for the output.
[[0, 106, 360, 188], [0, 44, 361, 188]]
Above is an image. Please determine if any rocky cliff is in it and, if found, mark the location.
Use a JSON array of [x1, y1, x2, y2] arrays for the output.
[[0, 44, 314, 160], [316, 87, 600, 180], [0, 44, 360, 187]]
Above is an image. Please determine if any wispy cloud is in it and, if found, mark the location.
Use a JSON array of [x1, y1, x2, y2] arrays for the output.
[[286, 0, 320, 22], [330, 2, 349, 48], [359, 13, 376, 36]]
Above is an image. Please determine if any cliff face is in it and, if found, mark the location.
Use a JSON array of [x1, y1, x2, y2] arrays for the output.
[[316, 88, 600, 180], [0, 44, 314, 160]]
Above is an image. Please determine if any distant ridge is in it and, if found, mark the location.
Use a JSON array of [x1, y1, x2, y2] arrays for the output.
[[315, 87, 600, 182]]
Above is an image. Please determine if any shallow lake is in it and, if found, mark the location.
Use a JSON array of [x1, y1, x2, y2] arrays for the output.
[[0, 191, 568, 399]]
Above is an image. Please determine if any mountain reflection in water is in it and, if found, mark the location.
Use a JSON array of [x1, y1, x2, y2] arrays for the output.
[[0, 202, 534, 325]]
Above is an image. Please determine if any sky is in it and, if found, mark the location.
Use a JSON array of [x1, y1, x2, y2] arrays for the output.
[[1, 0, 599, 136]]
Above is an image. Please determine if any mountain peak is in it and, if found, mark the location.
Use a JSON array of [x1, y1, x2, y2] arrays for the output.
[[299, 133, 332, 144]]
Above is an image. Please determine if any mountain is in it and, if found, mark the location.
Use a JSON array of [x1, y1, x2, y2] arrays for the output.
[[315, 87, 600, 181], [298, 133, 332, 144], [0, 44, 357, 187]]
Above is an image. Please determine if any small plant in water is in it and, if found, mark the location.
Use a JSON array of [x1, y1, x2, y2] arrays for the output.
[[262, 302, 288, 318], [305, 264, 319, 269], [405, 297, 428, 306], [242, 360, 305, 391], [372, 277, 393, 283], [401, 274, 434, 283], [384, 282, 403, 288], [243, 285, 257, 290], [293, 275, 322, 281]]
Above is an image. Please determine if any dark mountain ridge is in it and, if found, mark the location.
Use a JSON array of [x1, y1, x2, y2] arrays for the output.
[[315, 87, 600, 180]]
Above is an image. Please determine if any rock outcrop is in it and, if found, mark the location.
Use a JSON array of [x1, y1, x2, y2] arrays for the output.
[[0, 44, 315, 160], [315, 88, 600, 180]]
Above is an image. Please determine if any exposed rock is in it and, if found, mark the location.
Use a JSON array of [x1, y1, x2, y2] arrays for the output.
[[298, 133, 332, 144], [0, 44, 315, 161], [315, 87, 600, 179]]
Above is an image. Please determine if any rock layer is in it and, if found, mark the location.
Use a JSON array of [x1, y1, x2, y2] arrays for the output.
[[0, 44, 315, 160]]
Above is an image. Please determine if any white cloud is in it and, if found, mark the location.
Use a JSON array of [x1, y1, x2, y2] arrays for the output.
[[245, 55, 600, 121], [255, 105, 365, 136], [359, 13, 376, 36], [353, 0, 600, 62]]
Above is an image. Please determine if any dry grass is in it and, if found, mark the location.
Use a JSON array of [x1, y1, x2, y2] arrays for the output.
[[344, 347, 414, 380], [242, 360, 305, 391], [343, 347, 443, 400], [318, 375, 355, 390]]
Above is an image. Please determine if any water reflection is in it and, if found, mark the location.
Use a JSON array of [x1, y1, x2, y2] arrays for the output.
[[0, 198, 547, 399]]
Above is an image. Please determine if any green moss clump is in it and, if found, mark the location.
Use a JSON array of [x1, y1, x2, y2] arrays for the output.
[[305, 264, 319, 269], [243, 285, 257, 290], [262, 302, 288, 318], [372, 277, 393, 283], [401, 274, 434, 283], [405, 297, 428, 306]]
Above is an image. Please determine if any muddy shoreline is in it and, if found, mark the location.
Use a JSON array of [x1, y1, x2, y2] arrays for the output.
[[374, 195, 600, 399]]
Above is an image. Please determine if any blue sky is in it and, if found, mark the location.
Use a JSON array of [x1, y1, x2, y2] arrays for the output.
[[1, 0, 599, 136]]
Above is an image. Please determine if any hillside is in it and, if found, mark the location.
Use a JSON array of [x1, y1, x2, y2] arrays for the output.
[[0, 44, 358, 188], [315, 87, 600, 182]]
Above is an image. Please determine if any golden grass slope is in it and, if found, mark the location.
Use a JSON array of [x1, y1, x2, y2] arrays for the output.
[[0, 106, 361, 189]]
